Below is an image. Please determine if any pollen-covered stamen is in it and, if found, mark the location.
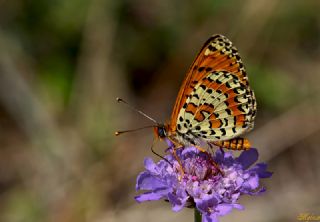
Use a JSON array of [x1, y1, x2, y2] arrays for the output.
[[183, 155, 218, 181]]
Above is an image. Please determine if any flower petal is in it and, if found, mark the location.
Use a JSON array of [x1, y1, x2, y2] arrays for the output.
[[213, 149, 224, 164], [236, 148, 258, 169], [195, 194, 219, 214], [248, 174, 259, 189], [251, 163, 273, 178], [181, 146, 199, 156], [135, 191, 164, 202], [136, 171, 167, 190], [215, 150, 234, 167], [242, 174, 259, 190], [167, 190, 188, 212], [203, 215, 219, 222], [232, 203, 244, 210], [165, 138, 174, 148], [216, 204, 233, 216], [144, 158, 159, 174]]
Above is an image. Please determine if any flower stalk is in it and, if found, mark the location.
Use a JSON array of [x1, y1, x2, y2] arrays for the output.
[[194, 208, 202, 222]]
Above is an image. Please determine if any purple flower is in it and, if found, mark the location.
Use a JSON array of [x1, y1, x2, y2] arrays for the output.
[[135, 144, 272, 222]]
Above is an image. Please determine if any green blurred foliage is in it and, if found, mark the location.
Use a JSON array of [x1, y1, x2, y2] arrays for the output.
[[248, 64, 299, 112], [4, 189, 47, 222]]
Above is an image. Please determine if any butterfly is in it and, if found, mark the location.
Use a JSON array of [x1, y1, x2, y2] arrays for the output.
[[153, 34, 257, 150]]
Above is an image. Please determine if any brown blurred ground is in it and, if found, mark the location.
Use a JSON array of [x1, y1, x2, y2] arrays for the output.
[[0, 0, 319, 221]]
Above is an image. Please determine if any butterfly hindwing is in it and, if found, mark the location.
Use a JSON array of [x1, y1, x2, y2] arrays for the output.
[[170, 34, 252, 132], [170, 35, 256, 149], [177, 71, 254, 141]]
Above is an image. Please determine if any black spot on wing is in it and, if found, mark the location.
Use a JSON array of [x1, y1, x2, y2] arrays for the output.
[[208, 44, 216, 51], [200, 85, 206, 90], [193, 94, 200, 99], [234, 96, 241, 103], [192, 80, 199, 84], [232, 127, 236, 133], [238, 105, 246, 113]]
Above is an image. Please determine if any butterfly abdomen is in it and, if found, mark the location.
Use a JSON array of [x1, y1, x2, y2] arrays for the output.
[[213, 138, 251, 150]]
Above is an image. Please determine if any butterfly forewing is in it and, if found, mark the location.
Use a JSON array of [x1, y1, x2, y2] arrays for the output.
[[169, 34, 256, 149]]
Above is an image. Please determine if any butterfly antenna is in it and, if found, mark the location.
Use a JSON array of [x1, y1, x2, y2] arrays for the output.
[[116, 97, 158, 124], [150, 139, 173, 167], [115, 125, 155, 136]]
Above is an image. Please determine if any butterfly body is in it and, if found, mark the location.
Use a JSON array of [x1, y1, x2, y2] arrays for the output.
[[155, 34, 256, 150], [155, 124, 204, 147]]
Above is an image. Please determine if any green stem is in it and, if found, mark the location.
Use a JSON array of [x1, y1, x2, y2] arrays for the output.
[[194, 208, 202, 222]]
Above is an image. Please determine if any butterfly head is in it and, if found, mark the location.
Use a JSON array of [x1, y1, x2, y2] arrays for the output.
[[154, 124, 169, 139]]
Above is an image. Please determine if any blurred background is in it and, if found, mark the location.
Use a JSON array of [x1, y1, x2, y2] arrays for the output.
[[0, 0, 319, 221]]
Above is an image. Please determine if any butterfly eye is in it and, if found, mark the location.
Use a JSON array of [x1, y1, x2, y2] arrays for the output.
[[157, 127, 166, 138]]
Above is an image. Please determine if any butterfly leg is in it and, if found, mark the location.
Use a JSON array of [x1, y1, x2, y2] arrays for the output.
[[150, 142, 173, 167], [194, 146, 206, 152], [195, 146, 224, 176], [171, 147, 185, 179], [151, 142, 184, 178], [208, 156, 224, 176], [219, 147, 225, 154], [207, 142, 216, 156]]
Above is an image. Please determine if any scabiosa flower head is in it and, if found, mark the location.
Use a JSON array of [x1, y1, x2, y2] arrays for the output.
[[135, 142, 272, 222]]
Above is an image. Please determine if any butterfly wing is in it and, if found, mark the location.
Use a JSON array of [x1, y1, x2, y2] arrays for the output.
[[169, 35, 256, 148], [179, 71, 254, 139]]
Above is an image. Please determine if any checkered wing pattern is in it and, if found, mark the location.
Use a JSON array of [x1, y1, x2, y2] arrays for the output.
[[169, 35, 256, 150]]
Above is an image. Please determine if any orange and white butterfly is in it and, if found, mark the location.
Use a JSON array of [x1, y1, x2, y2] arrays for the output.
[[154, 34, 256, 150], [118, 34, 256, 151]]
